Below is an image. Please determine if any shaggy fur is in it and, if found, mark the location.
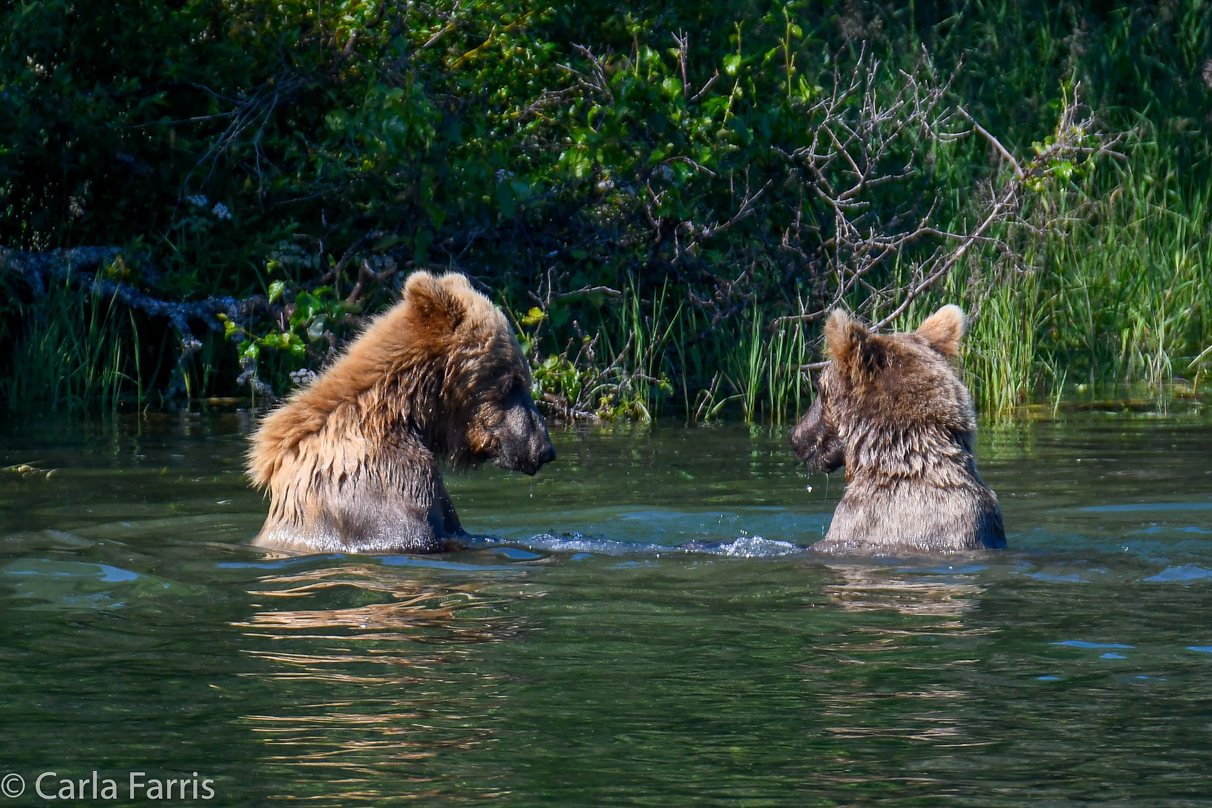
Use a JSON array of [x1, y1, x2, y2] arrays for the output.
[[248, 271, 555, 554], [789, 304, 1006, 555]]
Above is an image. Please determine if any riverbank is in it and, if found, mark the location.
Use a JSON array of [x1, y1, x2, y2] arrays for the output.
[[2, 1, 1209, 419]]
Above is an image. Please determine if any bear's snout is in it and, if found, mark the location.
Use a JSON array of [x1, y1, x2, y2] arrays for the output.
[[492, 386, 556, 476], [789, 396, 845, 474], [497, 426, 555, 476]]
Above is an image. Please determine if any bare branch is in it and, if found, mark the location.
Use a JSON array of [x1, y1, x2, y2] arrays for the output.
[[957, 107, 1023, 178]]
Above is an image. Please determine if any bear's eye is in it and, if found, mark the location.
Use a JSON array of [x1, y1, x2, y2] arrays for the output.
[[499, 376, 523, 400]]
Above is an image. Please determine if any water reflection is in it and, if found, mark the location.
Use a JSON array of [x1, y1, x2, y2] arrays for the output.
[[799, 560, 993, 766], [822, 562, 984, 617], [2, 412, 1211, 805], [235, 562, 535, 802]]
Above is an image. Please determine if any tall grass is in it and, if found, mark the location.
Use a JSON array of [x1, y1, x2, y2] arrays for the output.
[[593, 278, 684, 421], [593, 289, 811, 424], [765, 317, 809, 424], [964, 270, 1045, 417], [957, 146, 1212, 413], [725, 310, 809, 424], [1, 279, 142, 413], [734, 314, 765, 422], [1059, 165, 1210, 396], [594, 156, 1209, 423]]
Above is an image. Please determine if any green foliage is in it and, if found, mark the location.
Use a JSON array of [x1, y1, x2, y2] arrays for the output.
[[965, 272, 1045, 417], [223, 284, 363, 393], [1, 279, 141, 413], [1, 0, 1210, 416], [951, 135, 1212, 414]]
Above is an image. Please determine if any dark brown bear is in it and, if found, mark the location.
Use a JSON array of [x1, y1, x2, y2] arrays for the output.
[[789, 304, 1005, 555], [247, 271, 555, 554]]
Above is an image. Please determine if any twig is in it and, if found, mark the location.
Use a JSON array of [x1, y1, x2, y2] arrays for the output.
[[956, 107, 1023, 178]]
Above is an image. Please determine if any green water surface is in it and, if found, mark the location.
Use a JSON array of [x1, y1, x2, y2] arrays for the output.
[[2, 411, 1211, 806]]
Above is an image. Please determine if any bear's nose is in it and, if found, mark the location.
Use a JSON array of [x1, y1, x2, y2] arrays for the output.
[[539, 444, 556, 465]]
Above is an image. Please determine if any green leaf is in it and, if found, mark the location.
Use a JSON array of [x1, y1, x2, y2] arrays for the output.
[[520, 307, 545, 327], [268, 280, 287, 304], [723, 54, 742, 77], [324, 110, 349, 132], [293, 292, 319, 324], [307, 317, 328, 341]]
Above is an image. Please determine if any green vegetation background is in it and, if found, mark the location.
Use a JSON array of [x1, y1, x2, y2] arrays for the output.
[[1, 0, 1210, 420]]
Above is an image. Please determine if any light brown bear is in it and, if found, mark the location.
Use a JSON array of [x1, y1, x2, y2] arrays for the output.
[[789, 304, 1005, 555], [248, 271, 555, 554]]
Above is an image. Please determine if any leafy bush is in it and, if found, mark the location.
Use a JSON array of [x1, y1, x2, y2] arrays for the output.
[[1, 0, 1209, 416]]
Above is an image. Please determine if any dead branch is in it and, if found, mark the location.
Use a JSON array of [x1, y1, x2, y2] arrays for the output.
[[344, 256, 400, 306], [771, 62, 1124, 347]]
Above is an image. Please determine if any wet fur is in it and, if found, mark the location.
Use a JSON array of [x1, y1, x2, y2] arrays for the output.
[[248, 271, 554, 554], [790, 305, 1006, 555]]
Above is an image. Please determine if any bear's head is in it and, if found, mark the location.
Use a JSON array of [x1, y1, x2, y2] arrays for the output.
[[789, 304, 974, 475], [400, 272, 556, 476]]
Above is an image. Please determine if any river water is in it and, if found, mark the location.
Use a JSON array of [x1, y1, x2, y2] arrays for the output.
[[1, 410, 1211, 805]]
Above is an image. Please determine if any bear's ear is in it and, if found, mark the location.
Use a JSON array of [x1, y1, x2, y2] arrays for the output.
[[437, 273, 474, 296], [825, 308, 884, 377], [403, 271, 465, 332], [916, 304, 966, 357]]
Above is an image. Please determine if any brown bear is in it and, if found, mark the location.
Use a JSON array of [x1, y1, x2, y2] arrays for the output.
[[789, 304, 1005, 555], [247, 271, 556, 554]]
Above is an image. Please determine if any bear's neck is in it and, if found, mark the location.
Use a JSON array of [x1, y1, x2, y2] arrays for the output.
[[361, 367, 453, 460], [844, 422, 978, 485]]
